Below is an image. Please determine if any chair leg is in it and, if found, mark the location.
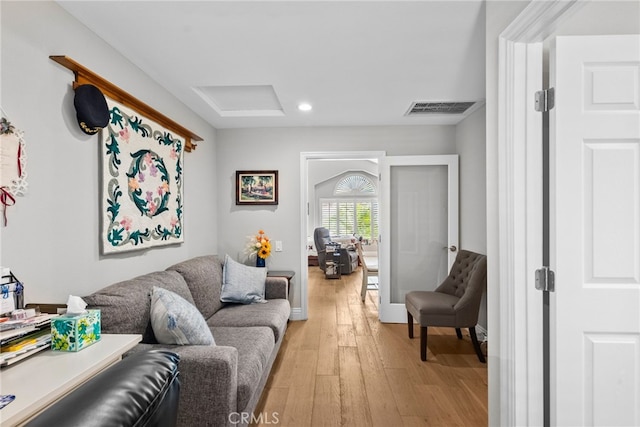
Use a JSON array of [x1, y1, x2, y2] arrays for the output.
[[469, 327, 486, 363], [360, 269, 368, 302], [455, 328, 463, 339], [420, 326, 428, 361], [407, 312, 414, 339]]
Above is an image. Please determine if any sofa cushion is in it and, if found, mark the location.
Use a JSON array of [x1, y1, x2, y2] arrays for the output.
[[83, 270, 194, 343], [220, 255, 267, 304], [207, 299, 290, 343], [211, 326, 275, 411], [150, 287, 215, 345], [166, 255, 225, 319]]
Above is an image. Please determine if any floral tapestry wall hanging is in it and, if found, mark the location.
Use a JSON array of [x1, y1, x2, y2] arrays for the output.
[[101, 99, 184, 254]]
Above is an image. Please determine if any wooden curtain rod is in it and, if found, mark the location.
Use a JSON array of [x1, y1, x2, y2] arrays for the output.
[[50, 55, 202, 152]]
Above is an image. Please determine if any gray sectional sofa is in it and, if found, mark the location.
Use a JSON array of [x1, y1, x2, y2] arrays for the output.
[[83, 255, 291, 427]]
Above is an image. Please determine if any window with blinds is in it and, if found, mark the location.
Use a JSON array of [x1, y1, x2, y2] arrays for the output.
[[320, 199, 379, 239], [319, 173, 378, 239]]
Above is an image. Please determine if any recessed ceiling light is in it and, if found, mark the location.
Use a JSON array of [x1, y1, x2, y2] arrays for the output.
[[298, 103, 312, 112]]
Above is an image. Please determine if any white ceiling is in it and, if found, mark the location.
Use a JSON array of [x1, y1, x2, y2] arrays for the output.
[[58, 1, 486, 129]]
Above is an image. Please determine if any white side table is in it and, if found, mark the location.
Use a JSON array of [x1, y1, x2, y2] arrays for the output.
[[0, 334, 141, 426]]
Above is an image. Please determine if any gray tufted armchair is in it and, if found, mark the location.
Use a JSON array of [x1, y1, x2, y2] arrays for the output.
[[405, 249, 487, 362]]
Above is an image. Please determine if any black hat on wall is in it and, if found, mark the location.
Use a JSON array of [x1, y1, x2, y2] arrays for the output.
[[74, 84, 109, 135]]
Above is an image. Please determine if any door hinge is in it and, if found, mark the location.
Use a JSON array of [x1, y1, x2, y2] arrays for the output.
[[535, 267, 555, 292], [535, 87, 555, 112]]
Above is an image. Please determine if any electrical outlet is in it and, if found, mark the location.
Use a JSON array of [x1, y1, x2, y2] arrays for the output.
[[275, 240, 283, 252]]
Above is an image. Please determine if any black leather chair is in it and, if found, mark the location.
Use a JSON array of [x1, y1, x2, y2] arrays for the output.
[[313, 227, 358, 275], [26, 349, 180, 427]]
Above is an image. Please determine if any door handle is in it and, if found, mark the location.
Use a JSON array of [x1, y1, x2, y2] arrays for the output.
[[443, 245, 457, 252]]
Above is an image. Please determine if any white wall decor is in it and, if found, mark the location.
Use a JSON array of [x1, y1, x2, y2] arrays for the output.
[[0, 117, 28, 226]]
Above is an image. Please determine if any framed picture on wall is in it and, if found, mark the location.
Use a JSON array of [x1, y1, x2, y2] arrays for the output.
[[235, 170, 278, 205]]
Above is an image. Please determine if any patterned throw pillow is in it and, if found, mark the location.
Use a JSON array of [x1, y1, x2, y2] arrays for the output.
[[221, 255, 267, 304], [150, 287, 215, 345]]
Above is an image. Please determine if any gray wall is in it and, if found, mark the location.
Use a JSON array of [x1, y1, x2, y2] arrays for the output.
[[456, 105, 487, 329], [0, 1, 490, 325], [0, 1, 218, 303], [554, 0, 640, 36], [456, 105, 487, 254], [216, 125, 459, 308]]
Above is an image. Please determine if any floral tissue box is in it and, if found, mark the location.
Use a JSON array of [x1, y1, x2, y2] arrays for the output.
[[51, 309, 101, 352]]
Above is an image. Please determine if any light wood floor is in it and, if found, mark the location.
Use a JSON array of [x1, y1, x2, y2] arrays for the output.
[[253, 266, 488, 426]]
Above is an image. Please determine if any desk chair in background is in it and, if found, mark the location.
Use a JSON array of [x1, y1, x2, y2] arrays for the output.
[[356, 242, 378, 302]]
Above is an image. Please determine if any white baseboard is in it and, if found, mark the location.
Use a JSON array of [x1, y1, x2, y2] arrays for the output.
[[476, 324, 488, 342], [289, 307, 305, 321]]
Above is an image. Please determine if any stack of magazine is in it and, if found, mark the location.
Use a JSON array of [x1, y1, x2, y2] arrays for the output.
[[0, 313, 58, 367]]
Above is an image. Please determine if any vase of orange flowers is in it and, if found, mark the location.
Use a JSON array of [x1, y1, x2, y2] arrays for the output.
[[245, 229, 271, 267]]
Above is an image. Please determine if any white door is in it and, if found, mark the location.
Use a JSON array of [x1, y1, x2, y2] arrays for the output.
[[551, 35, 640, 426], [378, 155, 458, 323]]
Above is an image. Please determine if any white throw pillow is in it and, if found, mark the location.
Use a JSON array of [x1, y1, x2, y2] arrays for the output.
[[150, 286, 215, 345], [221, 254, 267, 304]]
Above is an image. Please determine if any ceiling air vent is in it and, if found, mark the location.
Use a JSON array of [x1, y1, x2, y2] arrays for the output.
[[406, 101, 476, 115]]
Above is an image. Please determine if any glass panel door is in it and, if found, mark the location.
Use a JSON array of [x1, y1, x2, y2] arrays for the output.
[[379, 155, 458, 322]]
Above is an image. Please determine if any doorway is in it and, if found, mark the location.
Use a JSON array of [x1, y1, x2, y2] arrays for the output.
[[299, 151, 385, 321], [300, 152, 459, 325]]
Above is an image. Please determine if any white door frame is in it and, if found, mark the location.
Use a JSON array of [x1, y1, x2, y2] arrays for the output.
[[298, 151, 385, 321], [496, 0, 586, 425]]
